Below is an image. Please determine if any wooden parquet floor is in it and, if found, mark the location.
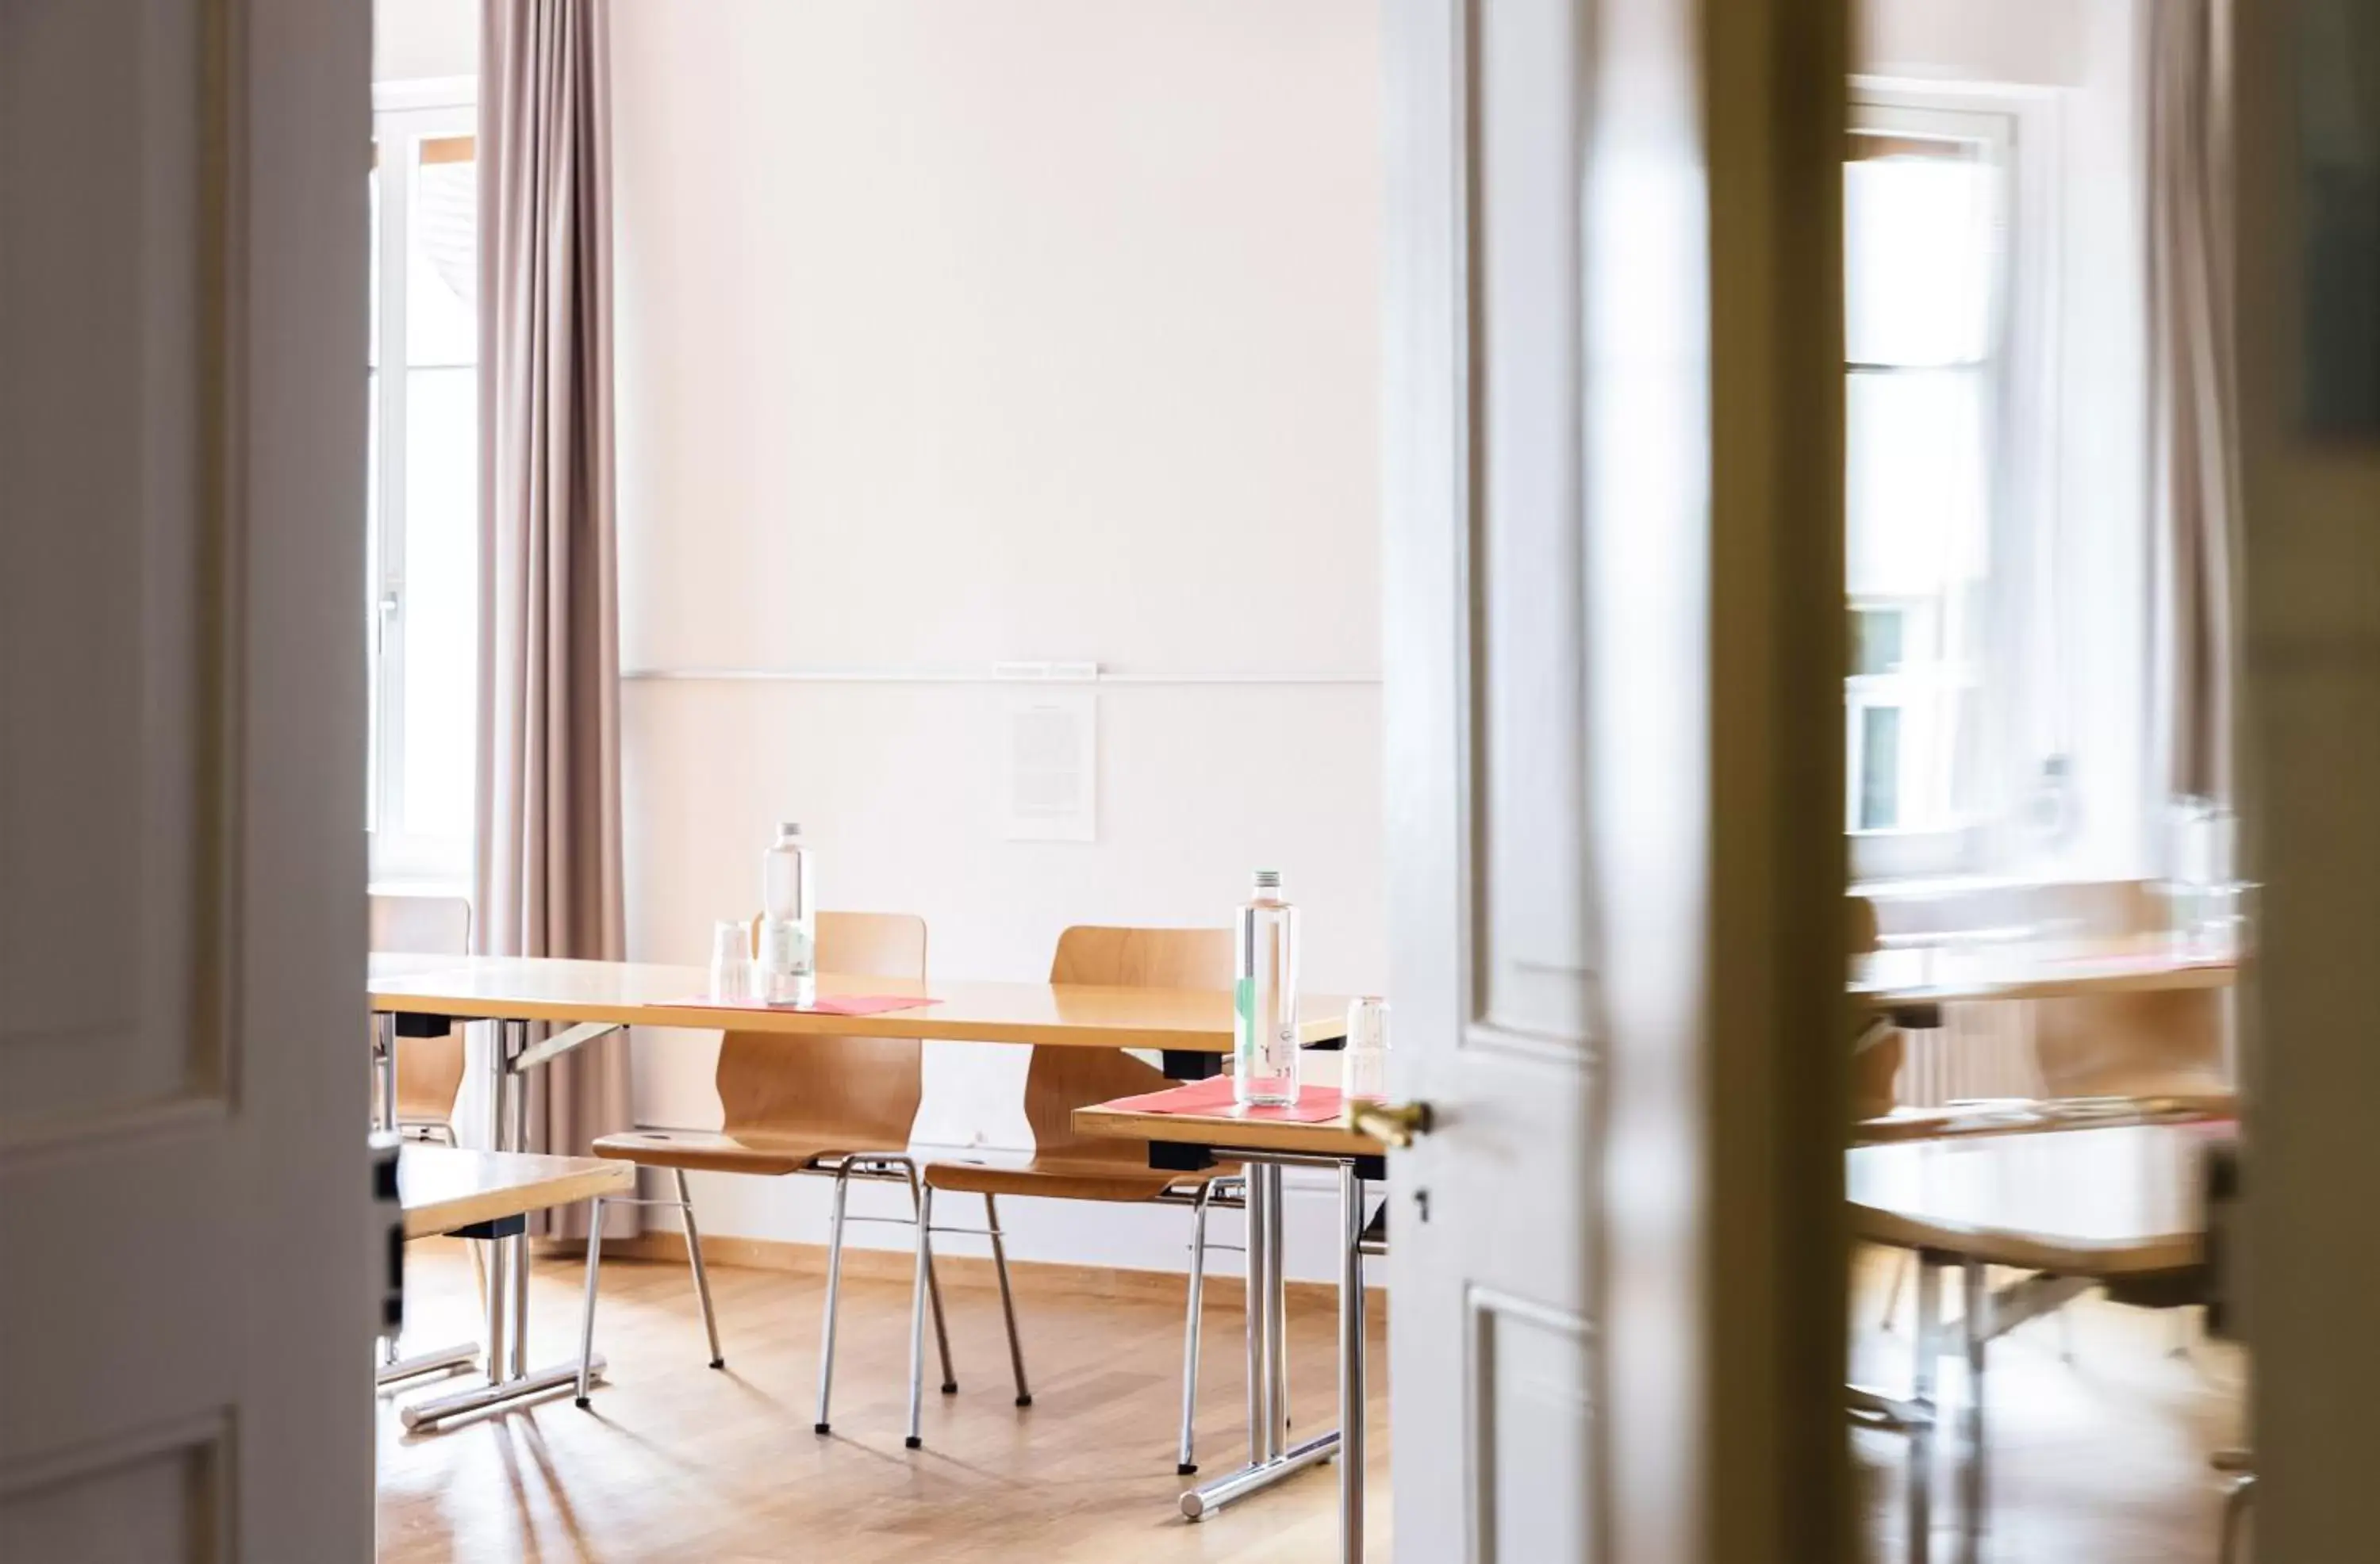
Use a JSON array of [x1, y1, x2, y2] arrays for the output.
[[378, 1243, 2244, 1562]]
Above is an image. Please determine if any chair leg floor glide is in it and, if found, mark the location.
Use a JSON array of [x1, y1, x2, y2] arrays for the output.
[[575, 1196, 607, 1409], [984, 1194, 1032, 1409], [1177, 1180, 1217, 1474], [904, 1186, 936, 1449], [674, 1170, 727, 1370], [815, 1167, 851, 1434]]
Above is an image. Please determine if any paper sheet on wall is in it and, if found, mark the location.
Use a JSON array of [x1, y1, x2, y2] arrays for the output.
[[1004, 688, 1096, 841]]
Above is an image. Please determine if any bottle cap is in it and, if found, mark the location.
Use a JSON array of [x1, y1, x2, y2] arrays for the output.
[[777, 822, 803, 838], [1253, 869, 1281, 891]]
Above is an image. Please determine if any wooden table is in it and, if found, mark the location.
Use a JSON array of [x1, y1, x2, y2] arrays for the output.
[[1073, 1091, 1386, 1563], [1852, 1095, 2236, 1145], [397, 1145, 631, 1241], [370, 953, 1352, 1059], [367, 955, 1355, 1427], [386, 1145, 632, 1428], [1848, 1123, 2229, 1564], [1856, 934, 2236, 1018]]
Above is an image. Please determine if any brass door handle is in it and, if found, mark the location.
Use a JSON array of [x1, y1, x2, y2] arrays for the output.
[[1345, 1099, 1434, 1149]]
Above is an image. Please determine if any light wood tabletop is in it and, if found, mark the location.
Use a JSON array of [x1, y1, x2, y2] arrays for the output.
[[1847, 1122, 2230, 1276], [1072, 1094, 1388, 1160], [1852, 1094, 2236, 1145], [397, 1145, 633, 1239], [1854, 934, 2236, 1008], [368, 953, 1354, 1054]]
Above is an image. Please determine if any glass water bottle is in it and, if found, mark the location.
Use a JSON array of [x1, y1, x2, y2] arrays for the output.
[[1234, 870, 1301, 1106], [759, 822, 815, 1006]]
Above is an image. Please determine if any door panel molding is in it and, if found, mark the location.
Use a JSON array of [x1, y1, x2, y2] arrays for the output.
[[0, 0, 244, 1133], [0, 1416, 230, 1564], [1467, 1286, 1597, 1564]]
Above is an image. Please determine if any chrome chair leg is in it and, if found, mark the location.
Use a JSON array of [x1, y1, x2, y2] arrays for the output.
[[984, 1194, 1031, 1407], [673, 1169, 725, 1369], [2218, 1466, 2256, 1561], [2219, 1472, 2255, 1564], [813, 1167, 851, 1434], [1880, 1249, 1911, 1332], [905, 1185, 935, 1449], [574, 1197, 605, 1406], [892, 1162, 956, 1393], [1177, 1182, 1215, 1474]]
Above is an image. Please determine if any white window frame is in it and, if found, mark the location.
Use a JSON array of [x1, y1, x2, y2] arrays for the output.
[[1846, 81, 2063, 884], [369, 79, 477, 886]]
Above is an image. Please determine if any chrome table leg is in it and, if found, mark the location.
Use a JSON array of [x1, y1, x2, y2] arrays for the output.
[[502, 1018, 530, 1380], [397, 1018, 621, 1432], [374, 1342, 479, 1389], [1909, 1253, 1940, 1564], [1267, 1163, 1290, 1455], [1182, 1154, 1345, 1523], [1958, 1256, 1988, 1564], [1338, 1167, 1366, 1563]]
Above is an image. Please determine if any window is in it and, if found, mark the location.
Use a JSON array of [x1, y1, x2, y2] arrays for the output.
[[1844, 98, 2017, 876], [369, 88, 478, 883]]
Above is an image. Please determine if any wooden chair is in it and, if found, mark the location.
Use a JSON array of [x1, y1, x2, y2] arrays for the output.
[[904, 926, 1243, 1470], [581, 911, 954, 1430], [2028, 881, 2232, 1104], [1848, 895, 1905, 1125], [367, 894, 471, 1144], [1864, 877, 2232, 1107]]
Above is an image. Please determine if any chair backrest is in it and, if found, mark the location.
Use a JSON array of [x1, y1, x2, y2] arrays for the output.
[[1847, 895, 1903, 1122], [370, 893, 471, 956], [369, 894, 471, 1124], [1870, 879, 2228, 1100], [715, 911, 931, 1147], [1024, 926, 1234, 1162], [2025, 883, 2228, 1098]]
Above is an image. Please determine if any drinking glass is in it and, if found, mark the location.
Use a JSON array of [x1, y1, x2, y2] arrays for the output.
[[708, 920, 754, 1004], [1344, 996, 1391, 1102]]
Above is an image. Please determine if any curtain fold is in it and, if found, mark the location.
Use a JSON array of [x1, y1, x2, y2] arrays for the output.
[[2144, 0, 2240, 810], [476, 0, 635, 1238]]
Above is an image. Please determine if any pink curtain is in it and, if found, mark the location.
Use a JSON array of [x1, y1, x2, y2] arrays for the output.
[[475, 0, 635, 1238], [2144, 0, 2240, 807]]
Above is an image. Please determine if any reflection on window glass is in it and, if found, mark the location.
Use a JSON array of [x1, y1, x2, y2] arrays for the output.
[[1854, 607, 1905, 677], [1860, 706, 1902, 831], [1843, 117, 2005, 846], [1844, 140, 1995, 367], [1846, 369, 1988, 588], [401, 367, 478, 842], [369, 114, 478, 880], [409, 137, 478, 366]]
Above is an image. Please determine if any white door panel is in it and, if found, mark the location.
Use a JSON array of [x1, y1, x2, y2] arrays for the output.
[[0, 0, 372, 1554], [1385, 0, 1844, 1557]]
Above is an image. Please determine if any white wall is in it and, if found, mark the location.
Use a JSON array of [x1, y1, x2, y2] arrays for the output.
[[609, 1, 1384, 1279], [374, 0, 475, 82], [1860, 0, 2153, 879]]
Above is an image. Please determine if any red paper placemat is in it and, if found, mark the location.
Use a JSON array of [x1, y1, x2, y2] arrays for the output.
[[662, 994, 939, 1017], [1099, 1076, 1352, 1125]]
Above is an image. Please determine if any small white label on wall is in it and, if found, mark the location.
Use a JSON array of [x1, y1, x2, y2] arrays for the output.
[[1004, 690, 1097, 842]]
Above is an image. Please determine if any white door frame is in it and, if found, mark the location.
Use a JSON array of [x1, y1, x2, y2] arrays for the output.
[[2234, 0, 2380, 1553]]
